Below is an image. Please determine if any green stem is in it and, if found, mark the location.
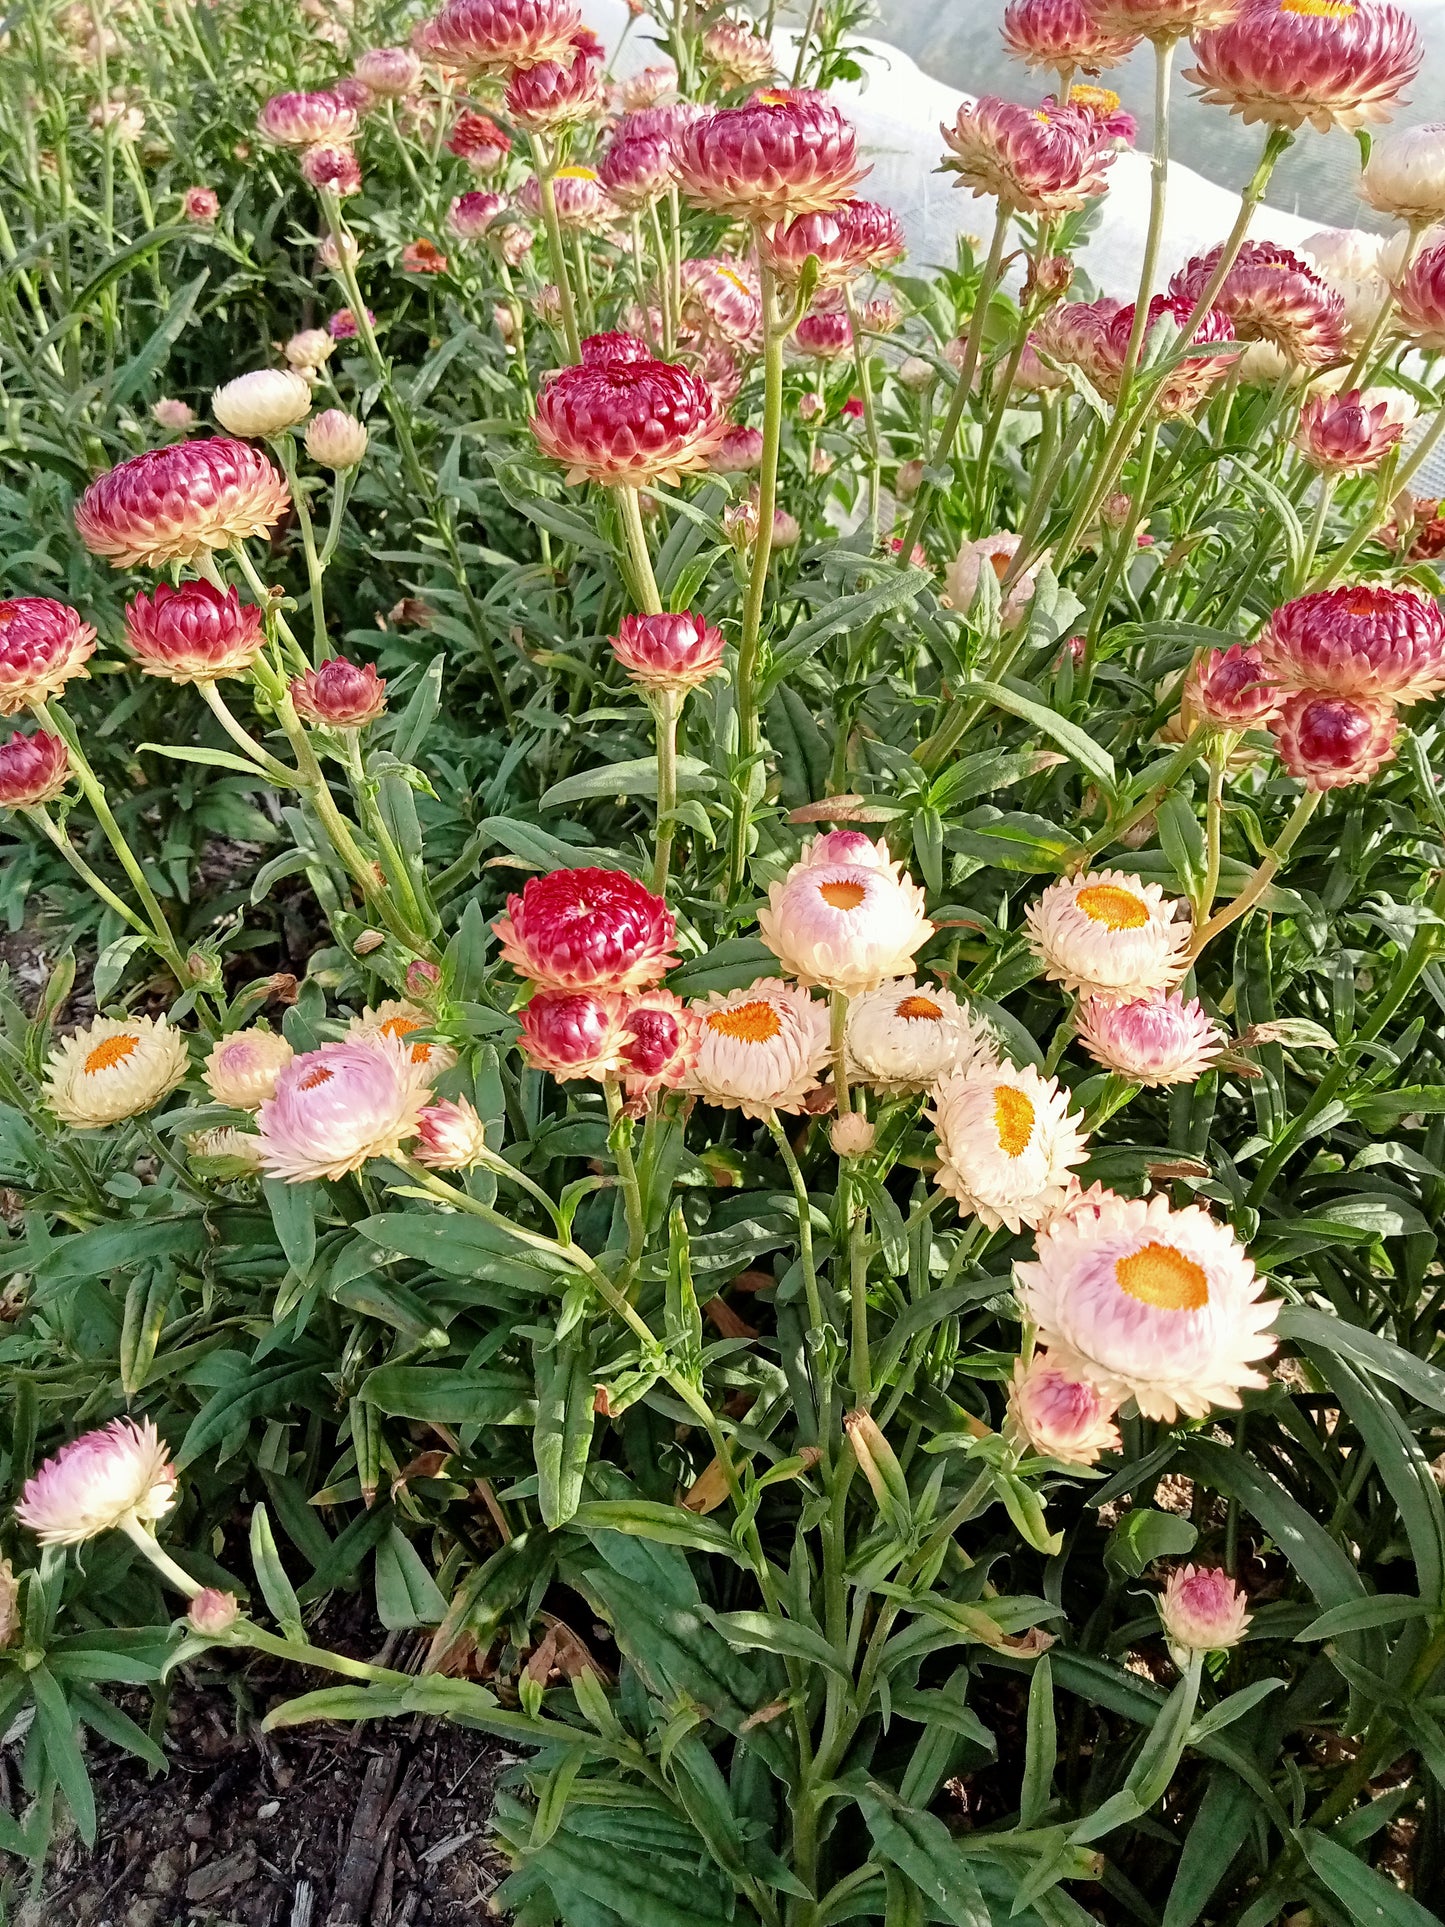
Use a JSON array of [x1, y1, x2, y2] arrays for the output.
[[1190, 787, 1321, 957], [1310, 400, 1445, 589], [843, 284, 881, 539], [618, 484, 663, 614], [119, 1517, 200, 1597], [604, 1078, 645, 1265], [532, 143, 582, 362], [1293, 474, 1337, 595], [1116, 39, 1174, 396], [25, 805, 153, 940], [765, 1111, 830, 1446], [829, 991, 850, 1114], [651, 686, 680, 896], [194, 680, 298, 786], [274, 438, 330, 662]]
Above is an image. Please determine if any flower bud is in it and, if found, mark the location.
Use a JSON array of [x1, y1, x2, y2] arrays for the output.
[[354, 45, 423, 96], [1183, 642, 1276, 729], [319, 229, 361, 270], [772, 509, 801, 549], [304, 408, 368, 469], [712, 424, 763, 473], [183, 185, 219, 223], [284, 328, 335, 372], [1271, 690, 1399, 789], [894, 457, 925, 500], [290, 656, 387, 726], [1359, 120, 1445, 225], [301, 144, 362, 196], [899, 356, 935, 390], [449, 189, 505, 239], [843, 1408, 911, 1530], [415, 1096, 491, 1169], [189, 1587, 241, 1636], [0, 729, 69, 809], [212, 369, 312, 439], [610, 611, 725, 690], [1158, 1564, 1249, 1660], [830, 1111, 876, 1158], [151, 397, 195, 432], [723, 499, 759, 550]]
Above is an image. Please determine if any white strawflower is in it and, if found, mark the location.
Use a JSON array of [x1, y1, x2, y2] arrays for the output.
[[212, 368, 313, 438], [759, 853, 933, 995], [1016, 1188, 1278, 1422], [186, 1126, 266, 1172], [1301, 228, 1390, 344], [16, 1417, 177, 1546], [688, 978, 830, 1117], [305, 409, 369, 469], [202, 1027, 295, 1109], [285, 327, 336, 371], [1360, 122, 1445, 225], [1025, 869, 1191, 1004], [44, 1015, 189, 1128], [846, 977, 994, 1092], [930, 1061, 1088, 1233]]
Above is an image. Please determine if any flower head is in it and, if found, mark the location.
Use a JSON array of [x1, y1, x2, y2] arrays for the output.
[[940, 95, 1114, 215], [1076, 991, 1225, 1085], [793, 303, 851, 359], [1185, 0, 1422, 132], [1259, 584, 1445, 703], [1169, 241, 1346, 367], [1183, 641, 1279, 727], [258, 87, 359, 145], [212, 368, 312, 439], [1058, 84, 1138, 141], [189, 1588, 241, 1635], [1396, 240, 1445, 352], [531, 347, 726, 485], [255, 1035, 426, 1181], [680, 256, 762, 347], [415, 1096, 491, 1169], [124, 582, 263, 684], [617, 989, 702, 1093], [0, 597, 95, 714], [291, 655, 387, 725], [1007, 1352, 1121, 1465], [16, 1418, 176, 1546], [1083, 0, 1240, 40], [930, 1061, 1088, 1233], [1270, 689, 1399, 786], [1035, 295, 1125, 385], [1026, 870, 1191, 1003], [447, 107, 512, 168], [285, 328, 336, 372], [610, 611, 726, 689], [519, 162, 618, 229], [1096, 296, 1238, 414], [763, 200, 906, 284], [688, 977, 830, 1115], [495, 866, 677, 991], [184, 185, 220, 222], [45, 1015, 189, 1127], [506, 44, 600, 127], [846, 977, 993, 1091], [600, 130, 677, 209], [152, 398, 195, 432], [203, 1027, 295, 1109], [1295, 385, 1409, 472], [425, 0, 583, 72], [75, 438, 290, 569], [518, 987, 627, 1080], [759, 850, 933, 995], [1160, 1564, 1252, 1658], [676, 89, 867, 221], [702, 16, 776, 83], [355, 45, 423, 94], [622, 61, 679, 107], [943, 531, 1045, 626], [0, 728, 69, 809], [712, 424, 765, 472], [348, 1000, 456, 1076], [1017, 1188, 1277, 1419], [449, 189, 506, 238], [1302, 225, 1392, 342], [1003, 0, 1140, 69]]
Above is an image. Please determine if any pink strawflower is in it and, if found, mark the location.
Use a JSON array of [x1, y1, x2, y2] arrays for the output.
[[680, 257, 761, 347], [1159, 1564, 1251, 1656], [1007, 1352, 1121, 1465], [255, 1036, 426, 1181], [354, 45, 423, 94], [202, 1027, 294, 1109], [16, 1417, 177, 1546], [518, 987, 628, 1080], [1271, 690, 1399, 787], [517, 163, 618, 229], [291, 657, 388, 726], [1295, 386, 1408, 472], [617, 990, 702, 1094], [1169, 241, 1346, 368], [494, 867, 677, 991], [676, 89, 867, 221], [447, 108, 513, 170], [0, 729, 69, 808], [1259, 584, 1445, 703], [1004, 0, 1139, 67], [621, 61, 678, 107], [414, 1096, 491, 1169], [531, 346, 726, 486], [1058, 83, 1138, 142], [759, 850, 933, 995], [1395, 240, 1445, 352], [124, 582, 263, 684], [1035, 295, 1125, 385], [190, 1588, 240, 1635], [505, 44, 600, 128], [610, 611, 726, 689], [943, 532, 1046, 626], [449, 189, 505, 238], [600, 130, 677, 210], [0, 597, 96, 714], [763, 200, 905, 283], [329, 308, 371, 339], [302, 145, 362, 195], [1075, 990, 1226, 1085], [1185, 0, 1422, 132], [799, 829, 897, 871], [940, 95, 1114, 215], [701, 17, 776, 84], [795, 304, 852, 359], [258, 88, 359, 146], [1183, 642, 1279, 727], [152, 397, 195, 432], [712, 424, 764, 471], [401, 237, 448, 273], [1095, 295, 1238, 414], [183, 185, 219, 222], [425, 0, 582, 72], [75, 438, 291, 569], [1083, 0, 1237, 35]]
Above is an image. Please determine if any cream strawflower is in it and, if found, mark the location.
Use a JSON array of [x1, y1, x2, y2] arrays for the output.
[[255, 1034, 427, 1182], [1074, 991, 1225, 1086], [759, 854, 933, 995], [846, 977, 994, 1092], [1006, 1351, 1121, 1466], [347, 999, 457, 1078], [202, 1027, 295, 1109], [1025, 869, 1191, 1003], [1158, 1563, 1251, 1662], [688, 978, 830, 1117], [186, 1126, 266, 1174], [44, 1015, 189, 1127], [212, 369, 313, 438], [16, 1417, 177, 1546], [1016, 1189, 1278, 1421], [930, 1061, 1088, 1232]]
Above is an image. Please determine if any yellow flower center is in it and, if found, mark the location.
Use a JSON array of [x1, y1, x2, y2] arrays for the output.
[[1115, 1240, 1209, 1311], [379, 1014, 431, 1062], [1077, 882, 1149, 931], [756, 89, 790, 105], [896, 994, 943, 1021], [84, 1033, 140, 1075], [299, 1065, 335, 1091], [818, 878, 867, 912], [1070, 85, 1120, 115], [555, 164, 599, 182], [708, 1000, 782, 1043], [1280, 0, 1355, 14], [716, 266, 752, 296], [993, 1085, 1035, 1157]]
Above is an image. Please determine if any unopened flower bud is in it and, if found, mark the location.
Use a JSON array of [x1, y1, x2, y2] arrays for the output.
[[723, 500, 759, 550], [797, 392, 824, 423], [189, 1587, 240, 1636], [830, 1112, 876, 1158], [355, 929, 386, 955], [899, 356, 934, 390], [183, 185, 219, 223], [843, 1408, 911, 1528], [213, 369, 312, 439], [305, 408, 368, 469], [285, 328, 335, 372], [894, 457, 925, 500], [301, 144, 362, 196], [291, 656, 387, 726], [406, 959, 442, 998], [151, 397, 194, 432], [1158, 1564, 1250, 1662], [319, 229, 361, 270]]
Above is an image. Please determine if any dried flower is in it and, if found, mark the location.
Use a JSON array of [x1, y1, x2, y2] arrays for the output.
[[203, 1027, 295, 1109], [76, 438, 290, 569], [688, 977, 830, 1115], [1185, 0, 1422, 132], [1006, 1352, 1121, 1465], [931, 1061, 1089, 1232], [17, 1417, 177, 1546], [531, 345, 726, 485], [45, 1015, 189, 1127], [124, 581, 264, 684], [305, 408, 369, 468], [1271, 689, 1399, 786], [676, 89, 866, 221], [940, 95, 1114, 215], [1076, 991, 1226, 1085], [763, 199, 906, 283], [255, 1035, 426, 1181], [1026, 870, 1191, 1003], [0, 728, 69, 808], [494, 867, 677, 991], [291, 655, 387, 725], [0, 596, 96, 714]]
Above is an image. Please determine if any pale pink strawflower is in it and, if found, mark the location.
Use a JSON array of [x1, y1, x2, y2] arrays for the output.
[[76, 438, 291, 569], [846, 977, 993, 1092], [1395, 240, 1445, 352], [17, 1417, 177, 1546], [1083, 0, 1237, 36], [203, 1027, 295, 1109], [763, 200, 905, 284], [1006, 1352, 1121, 1466], [773, 508, 801, 548], [152, 397, 195, 432], [940, 95, 1114, 215], [680, 256, 761, 347], [183, 185, 220, 222], [354, 45, 423, 94], [617, 990, 702, 1094], [760, 851, 933, 995], [285, 328, 336, 372], [688, 978, 830, 1116], [600, 130, 678, 210], [1270, 690, 1399, 788], [1185, 0, 1423, 133], [255, 1035, 426, 1181], [415, 1096, 492, 1168], [943, 532, 1045, 627], [610, 611, 726, 690], [798, 829, 897, 871], [519, 987, 628, 1081], [1026, 870, 1191, 1003], [930, 1061, 1088, 1233], [795, 305, 852, 359], [830, 1111, 877, 1158], [212, 369, 312, 439], [1159, 1564, 1251, 1659], [622, 61, 678, 107], [305, 409, 369, 469], [701, 17, 776, 84], [1359, 120, 1445, 222], [0, 597, 96, 714], [424, 0, 583, 73], [518, 164, 618, 230], [1003, 0, 1140, 71], [712, 424, 765, 472], [258, 88, 359, 146], [349, 1000, 456, 1077], [1017, 1188, 1278, 1420], [1182, 642, 1278, 728], [1075, 991, 1226, 1086], [189, 1588, 241, 1636], [1302, 226, 1392, 344]]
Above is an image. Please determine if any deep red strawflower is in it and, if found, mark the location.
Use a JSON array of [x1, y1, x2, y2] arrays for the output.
[[291, 657, 388, 726], [124, 581, 264, 684], [618, 990, 702, 1094], [610, 611, 726, 689], [1185, 0, 1422, 133], [531, 345, 727, 485], [0, 598, 96, 715], [424, 0, 582, 72], [0, 729, 70, 808], [518, 987, 627, 1080], [763, 199, 905, 284], [1258, 585, 1445, 705], [1271, 690, 1398, 787], [505, 45, 600, 128], [1169, 240, 1346, 367], [75, 438, 291, 569], [446, 109, 512, 168], [1183, 642, 1279, 728], [494, 866, 678, 991], [676, 89, 867, 221], [582, 330, 652, 366], [1095, 295, 1238, 414]]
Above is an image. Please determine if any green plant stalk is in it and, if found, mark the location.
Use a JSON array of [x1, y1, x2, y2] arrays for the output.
[[843, 284, 881, 538], [791, 0, 825, 83], [119, 1518, 200, 1597], [1195, 730, 1234, 924], [1293, 473, 1337, 595], [1083, 419, 1158, 661], [194, 680, 299, 787], [532, 143, 583, 362], [765, 1110, 832, 1446], [651, 686, 680, 896], [617, 483, 663, 614], [847, 1178, 870, 1406], [1116, 38, 1175, 396], [728, 251, 786, 897], [25, 805, 154, 942], [829, 990, 851, 1114], [339, 732, 438, 941], [273, 437, 330, 663], [1191, 786, 1321, 957], [647, 197, 676, 355], [1341, 218, 1427, 392], [604, 1078, 646, 1266], [1077, 724, 1208, 861]]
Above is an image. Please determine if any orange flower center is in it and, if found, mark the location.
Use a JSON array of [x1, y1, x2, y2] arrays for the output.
[[717, 266, 751, 295], [896, 994, 943, 1021], [1345, 589, 1383, 615], [1077, 883, 1149, 931], [299, 1065, 335, 1091], [1280, 0, 1355, 13], [818, 878, 867, 912], [379, 1014, 431, 1061], [1115, 1240, 1209, 1311], [988, 552, 1011, 580], [756, 89, 790, 105], [1070, 85, 1120, 114], [84, 1033, 140, 1075], [708, 1000, 782, 1043], [993, 1085, 1035, 1157]]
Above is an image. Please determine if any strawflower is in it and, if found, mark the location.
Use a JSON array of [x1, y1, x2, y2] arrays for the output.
[[0, 596, 96, 713], [530, 346, 726, 486], [202, 1027, 295, 1109], [494, 867, 677, 990], [688, 978, 830, 1115], [1270, 690, 1399, 786], [610, 611, 726, 689], [846, 977, 994, 1091], [1185, 0, 1422, 131], [1006, 1352, 1121, 1465], [1003, 0, 1140, 69], [1075, 991, 1226, 1084], [16, 1418, 177, 1546], [255, 1035, 426, 1181], [759, 849, 934, 994], [940, 94, 1114, 215], [676, 89, 867, 221], [1160, 1564, 1252, 1659], [0, 728, 69, 808], [124, 581, 263, 684], [291, 656, 387, 724], [518, 987, 627, 1080], [75, 439, 291, 569], [415, 1096, 492, 1169], [1258, 584, 1445, 702], [931, 1061, 1088, 1232], [45, 1014, 190, 1127], [617, 989, 702, 1094], [1026, 870, 1191, 1002]]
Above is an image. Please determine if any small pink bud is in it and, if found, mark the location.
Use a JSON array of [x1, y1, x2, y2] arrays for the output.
[[830, 1112, 876, 1158], [290, 657, 387, 727], [406, 959, 442, 997], [189, 1588, 240, 1636], [1158, 1564, 1250, 1657], [183, 185, 220, 223]]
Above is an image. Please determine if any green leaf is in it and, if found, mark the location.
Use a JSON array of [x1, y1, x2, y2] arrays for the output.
[[1161, 1768, 1257, 1927], [857, 1781, 990, 1927], [375, 1525, 448, 1629], [955, 678, 1116, 793], [534, 1333, 595, 1529], [250, 1504, 304, 1641], [178, 1363, 325, 1468], [30, 1665, 96, 1846], [1297, 1828, 1442, 1927], [1297, 1596, 1435, 1641], [137, 741, 274, 775], [263, 1178, 318, 1279], [1275, 1305, 1445, 1416], [568, 1500, 741, 1559], [666, 938, 778, 996], [1181, 1438, 1368, 1614], [540, 757, 713, 811], [707, 1608, 851, 1681], [1104, 1508, 1198, 1581], [764, 569, 932, 686], [1019, 1654, 1056, 1828], [359, 1365, 535, 1426]]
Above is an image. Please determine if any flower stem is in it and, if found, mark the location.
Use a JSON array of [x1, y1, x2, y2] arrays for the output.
[[1190, 787, 1320, 957], [843, 284, 881, 539], [119, 1516, 200, 1597], [830, 990, 851, 1114], [25, 805, 153, 940], [532, 141, 582, 362], [651, 686, 680, 896], [195, 680, 298, 786], [765, 1110, 831, 1444], [1116, 38, 1174, 397], [273, 436, 330, 663], [604, 1077, 645, 1264], [617, 484, 663, 614]]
